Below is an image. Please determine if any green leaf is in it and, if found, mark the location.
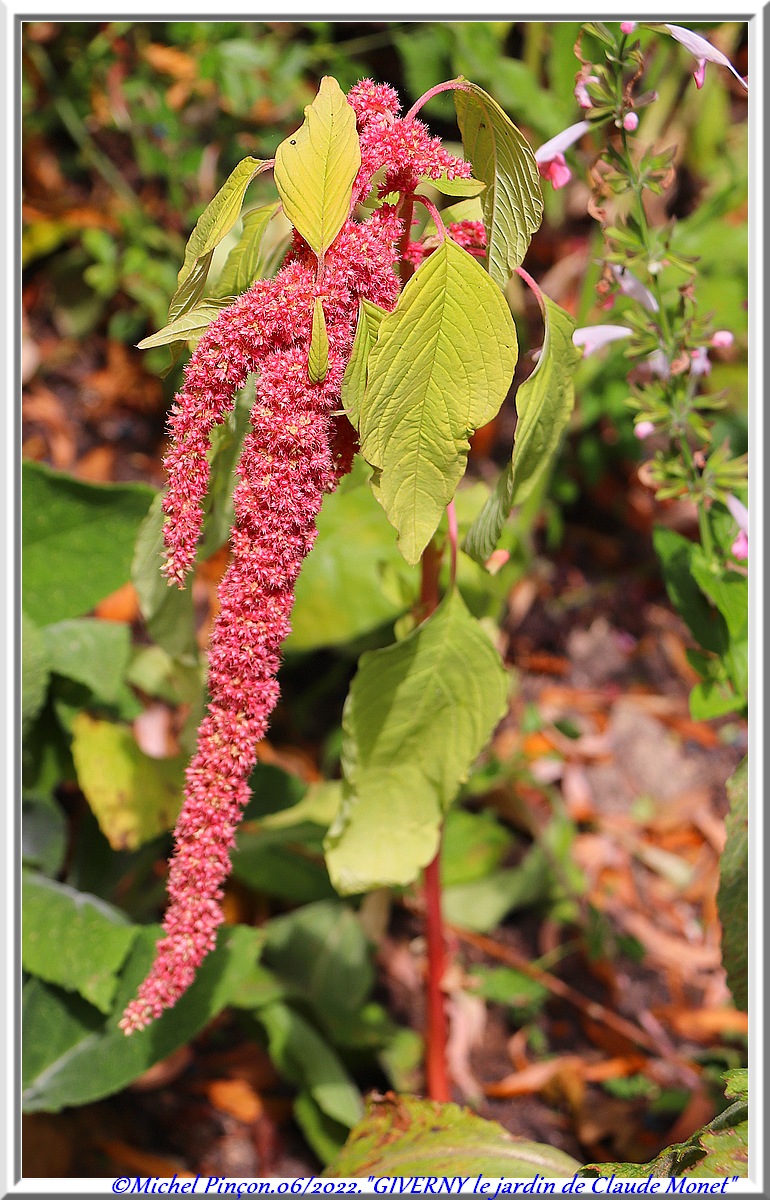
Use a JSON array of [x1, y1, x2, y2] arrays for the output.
[[22, 873, 137, 1013], [70, 713, 185, 851], [325, 590, 508, 894], [255, 1001, 363, 1129], [23, 924, 263, 1112], [136, 298, 231, 350], [294, 1092, 351, 1167], [359, 238, 518, 564], [22, 792, 67, 876], [274, 76, 361, 261], [340, 301, 388, 428], [440, 807, 514, 887], [288, 460, 415, 652], [41, 619, 132, 707], [465, 292, 578, 565], [167, 156, 269, 324], [231, 835, 335, 905], [214, 202, 280, 297], [132, 492, 198, 662], [468, 966, 548, 1017], [308, 296, 330, 383], [22, 612, 49, 737], [718, 757, 748, 1011], [325, 1094, 580, 1177], [455, 82, 543, 287], [690, 551, 748, 642], [22, 461, 154, 627], [263, 900, 374, 1043], [653, 528, 728, 655], [419, 173, 486, 198], [442, 846, 551, 933]]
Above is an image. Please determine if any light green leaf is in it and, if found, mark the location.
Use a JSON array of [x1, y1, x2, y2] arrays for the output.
[[718, 757, 748, 1011], [22, 612, 49, 737], [22, 873, 137, 1013], [288, 460, 415, 652], [214, 202, 280, 297], [22, 461, 154, 627], [168, 156, 269, 324], [465, 292, 578, 565], [418, 173, 486, 198], [274, 76, 361, 261], [690, 551, 748, 642], [455, 82, 543, 286], [340, 301, 388, 428], [308, 296, 330, 383], [325, 1094, 580, 1177], [136, 298, 231, 350], [42, 619, 132, 707], [23, 924, 263, 1112], [359, 238, 518, 564], [70, 713, 185, 851], [653, 527, 728, 655], [325, 590, 508, 894], [255, 1001, 363, 1129]]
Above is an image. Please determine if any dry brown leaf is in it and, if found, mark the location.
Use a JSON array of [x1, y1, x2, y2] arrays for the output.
[[96, 1138, 193, 1177], [655, 1006, 748, 1040], [206, 1078, 264, 1125], [93, 581, 140, 624]]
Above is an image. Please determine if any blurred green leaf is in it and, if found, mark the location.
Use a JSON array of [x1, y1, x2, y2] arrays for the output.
[[440, 807, 514, 887], [22, 792, 68, 877], [22, 873, 137, 1013], [42, 619, 132, 708], [22, 612, 49, 737], [718, 757, 748, 1011], [22, 462, 154, 627], [255, 1001, 363, 1131], [70, 713, 185, 851], [288, 460, 413, 652], [443, 844, 551, 932], [263, 900, 374, 1043], [132, 493, 199, 663], [23, 924, 263, 1112]]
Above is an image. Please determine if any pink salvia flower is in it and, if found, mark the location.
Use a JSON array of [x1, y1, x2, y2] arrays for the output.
[[663, 24, 748, 91], [689, 346, 711, 376], [623, 112, 639, 132], [620, 22, 637, 35], [573, 324, 632, 355], [634, 420, 656, 440], [535, 120, 591, 190], [711, 329, 734, 348], [726, 494, 748, 560], [609, 264, 659, 313], [120, 85, 466, 1035]]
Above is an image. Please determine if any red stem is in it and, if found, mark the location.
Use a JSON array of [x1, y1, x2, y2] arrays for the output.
[[417, 540, 451, 1102], [423, 848, 451, 1102]]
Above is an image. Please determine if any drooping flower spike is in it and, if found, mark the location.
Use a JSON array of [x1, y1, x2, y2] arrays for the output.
[[120, 82, 474, 1035]]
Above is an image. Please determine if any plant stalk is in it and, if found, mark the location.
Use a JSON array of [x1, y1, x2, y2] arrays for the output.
[[417, 539, 451, 1102]]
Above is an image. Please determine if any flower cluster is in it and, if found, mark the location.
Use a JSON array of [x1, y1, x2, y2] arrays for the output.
[[120, 84, 470, 1034]]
